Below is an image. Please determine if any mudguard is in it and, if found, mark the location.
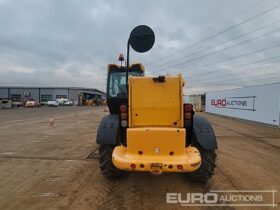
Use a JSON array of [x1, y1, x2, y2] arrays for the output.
[[193, 116, 218, 150], [96, 115, 120, 145]]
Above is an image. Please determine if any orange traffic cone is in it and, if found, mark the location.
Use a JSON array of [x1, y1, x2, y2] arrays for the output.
[[49, 116, 55, 127]]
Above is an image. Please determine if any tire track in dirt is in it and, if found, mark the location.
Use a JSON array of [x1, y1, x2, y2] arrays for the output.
[[206, 114, 280, 149], [225, 127, 280, 149], [215, 166, 240, 191], [95, 174, 145, 210], [86, 148, 145, 209], [92, 172, 176, 210], [0, 156, 93, 161], [90, 176, 127, 210]]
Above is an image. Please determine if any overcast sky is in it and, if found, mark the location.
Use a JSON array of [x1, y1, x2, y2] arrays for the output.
[[0, 0, 279, 94]]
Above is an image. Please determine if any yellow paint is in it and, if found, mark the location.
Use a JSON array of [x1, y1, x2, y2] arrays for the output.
[[111, 74, 201, 173], [112, 127, 201, 172], [128, 74, 184, 127], [127, 127, 186, 155]]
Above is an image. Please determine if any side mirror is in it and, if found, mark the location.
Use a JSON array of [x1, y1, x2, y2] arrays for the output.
[[126, 25, 155, 87], [129, 25, 155, 53]]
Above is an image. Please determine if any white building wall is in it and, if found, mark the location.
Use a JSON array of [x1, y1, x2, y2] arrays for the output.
[[184, 95, 189, 103], [206, 83, 280, 126]]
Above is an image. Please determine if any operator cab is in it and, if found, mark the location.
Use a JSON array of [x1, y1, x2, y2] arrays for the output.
[[107, 63, 144, 114]]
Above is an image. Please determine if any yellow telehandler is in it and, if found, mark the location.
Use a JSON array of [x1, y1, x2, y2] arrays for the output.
[[96, 25, 217, 183]]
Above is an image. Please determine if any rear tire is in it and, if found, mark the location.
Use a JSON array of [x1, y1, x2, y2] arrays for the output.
[[99, 144, 123, 178], [188, 144, 216, 183]]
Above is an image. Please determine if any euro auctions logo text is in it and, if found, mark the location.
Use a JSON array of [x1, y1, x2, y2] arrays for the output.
[[211, 99, 248, 107], [166, 190, 277, 207], [210, 96, 256, 111], [166, 192, 219, 204]]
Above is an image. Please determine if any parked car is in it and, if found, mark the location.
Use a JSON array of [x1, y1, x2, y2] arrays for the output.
[[56, 98, 73, 106], [47, 101, 59, 107], [0, 99, 12, 109], [40, 99, 49, 106], [12, 100, 23, 107], [25, 98, 40, 108]]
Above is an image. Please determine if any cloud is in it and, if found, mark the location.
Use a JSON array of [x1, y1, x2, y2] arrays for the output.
[[0, 0, 279, 94]]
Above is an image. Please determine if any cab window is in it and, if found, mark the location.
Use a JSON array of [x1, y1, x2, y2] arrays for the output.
[[108, 71, 141, 98]]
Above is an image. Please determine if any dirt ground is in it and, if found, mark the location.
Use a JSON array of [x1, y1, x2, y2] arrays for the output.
[[0, 107, 279, 210]]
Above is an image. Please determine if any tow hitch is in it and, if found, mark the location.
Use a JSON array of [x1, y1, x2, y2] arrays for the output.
[[151, 163, 163, 175]]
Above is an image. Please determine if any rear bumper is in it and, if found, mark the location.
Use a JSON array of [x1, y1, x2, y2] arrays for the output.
[[112, 146, 201, 173]]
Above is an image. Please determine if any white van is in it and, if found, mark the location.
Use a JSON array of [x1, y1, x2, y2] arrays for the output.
[[56, 98, 73, 106], [47, 101, 59, 107]]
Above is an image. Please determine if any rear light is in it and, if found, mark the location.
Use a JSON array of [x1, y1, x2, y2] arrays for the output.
[[121, 120, 128, 127], [184, 103, 193, 144], [130, 163, 136, 169], [120, 112, 127, 120], [184, 103, 193, 112], [120, 104, 128, 128], [184, 112, 192, 120], [184, 103, 193, 122], [120, 104, 127, 112]]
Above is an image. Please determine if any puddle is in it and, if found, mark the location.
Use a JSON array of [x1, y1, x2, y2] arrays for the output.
[[38, 192, 59, 197], [27, 140, 41, 143], [1, 152, 14, 155], [46, 177, 64, 182]]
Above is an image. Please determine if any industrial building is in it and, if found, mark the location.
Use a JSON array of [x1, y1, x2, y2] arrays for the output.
[[185, 94, 206, 112], [0, 86, 105, 104]]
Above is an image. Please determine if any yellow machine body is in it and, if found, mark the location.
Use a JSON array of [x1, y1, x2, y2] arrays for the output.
[[113, 127, 201, 173], [112, 74, 201, 173], [129, 74, 184, 127]]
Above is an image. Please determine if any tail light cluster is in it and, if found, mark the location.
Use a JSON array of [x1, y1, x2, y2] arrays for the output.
[[120, 104, 128, 128], [184, 103, 193, 128]]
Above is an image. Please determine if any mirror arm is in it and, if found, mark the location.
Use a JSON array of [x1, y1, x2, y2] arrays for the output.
[[126, 39, 130, 90]]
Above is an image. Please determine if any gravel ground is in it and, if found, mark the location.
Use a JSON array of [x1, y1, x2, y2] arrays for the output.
[[0, 106, 279, 210]]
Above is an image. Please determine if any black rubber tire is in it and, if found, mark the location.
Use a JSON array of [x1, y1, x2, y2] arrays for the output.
[[188, 144, 216, 183], [99, 144, 123, 178]]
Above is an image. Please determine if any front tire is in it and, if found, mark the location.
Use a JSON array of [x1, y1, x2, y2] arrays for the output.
[[99, 144, 123, 178], [188, 144, 216, 183]]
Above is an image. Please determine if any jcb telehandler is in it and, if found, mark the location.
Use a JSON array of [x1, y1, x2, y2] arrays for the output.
[[96, 25, 217, 183]]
